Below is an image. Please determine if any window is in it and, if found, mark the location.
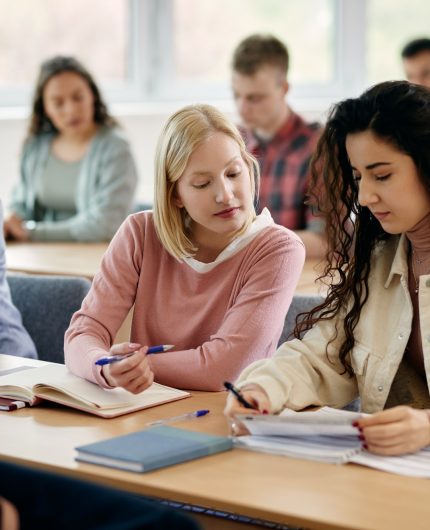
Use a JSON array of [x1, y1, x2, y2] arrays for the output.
[[366, 0, 430, 85], [169, 0, 335, 93], [0, 0, 129, 106], [2, 0, 427, 111]]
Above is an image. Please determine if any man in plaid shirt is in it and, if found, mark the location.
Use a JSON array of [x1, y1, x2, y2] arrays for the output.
[[232, 34, 325, 258]]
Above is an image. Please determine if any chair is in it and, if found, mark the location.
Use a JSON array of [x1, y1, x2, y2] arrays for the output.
[[7, 274, 91, 364], [279, 293, 361, 412], [278, 294, 325, 346]]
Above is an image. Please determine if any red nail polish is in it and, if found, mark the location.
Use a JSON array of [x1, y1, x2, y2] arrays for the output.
[[262, 410, 269, 415], [352, 421, 359, 427], [358, 434, 365, 441], [362, 443, 368, 450]]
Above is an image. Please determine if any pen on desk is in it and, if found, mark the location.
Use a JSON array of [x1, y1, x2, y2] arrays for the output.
[[224, 381, 255, 409], [148, 409, 210, 426], [95, 345, 174, 366]]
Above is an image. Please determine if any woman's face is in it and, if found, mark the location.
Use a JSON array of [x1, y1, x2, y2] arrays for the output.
[[346, 130, 430, 234], [42, 71, 95, 136], [174, 132, 254, 251]]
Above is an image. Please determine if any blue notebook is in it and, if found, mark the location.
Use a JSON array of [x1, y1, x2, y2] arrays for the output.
[[75, 425, 233, 472]]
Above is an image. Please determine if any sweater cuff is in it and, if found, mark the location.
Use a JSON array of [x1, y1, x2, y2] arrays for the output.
[[236, 375, 289, 413]]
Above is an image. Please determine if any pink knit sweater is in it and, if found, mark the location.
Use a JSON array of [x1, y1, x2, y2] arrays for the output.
[[64, 211, 305, 391]]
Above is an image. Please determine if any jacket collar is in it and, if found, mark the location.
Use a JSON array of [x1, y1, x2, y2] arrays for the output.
[[384, 234, 409, 288]]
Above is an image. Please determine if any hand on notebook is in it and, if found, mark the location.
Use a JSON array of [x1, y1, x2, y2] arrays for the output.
[[224, 383, 271, 435], [355, 405, 430, 456], [101, 343, 154, 394]]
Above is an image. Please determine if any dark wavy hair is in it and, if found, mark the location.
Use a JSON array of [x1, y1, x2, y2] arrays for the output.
[[27, 55, 117, 137], [296, 80, 430, 375]]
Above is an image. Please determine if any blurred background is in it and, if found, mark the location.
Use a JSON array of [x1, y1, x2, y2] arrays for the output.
[[0, 0, 428, 204]]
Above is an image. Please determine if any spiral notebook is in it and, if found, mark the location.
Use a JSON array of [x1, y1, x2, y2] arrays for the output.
[[234, 407, 430, 478]]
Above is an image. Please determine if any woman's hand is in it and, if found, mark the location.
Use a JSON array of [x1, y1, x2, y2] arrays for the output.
[[3, 214, 29, 241], [101, 342, 154, 394], [356, 405, 430, 455], [223, 383, 271, 435]]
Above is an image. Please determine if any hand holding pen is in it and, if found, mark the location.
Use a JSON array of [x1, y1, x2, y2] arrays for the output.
[[98, 342, 160, 394], [223, 381, 271, 418], [95, 344, 174, 366]]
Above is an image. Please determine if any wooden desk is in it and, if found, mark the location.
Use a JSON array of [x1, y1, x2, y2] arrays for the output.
[[5, 241, 108, 280], [0, 355, 429, 530], [6, 241, 325, 294]]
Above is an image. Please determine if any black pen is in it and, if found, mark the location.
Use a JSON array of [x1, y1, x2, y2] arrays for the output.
[[224, 381, 255, 409]]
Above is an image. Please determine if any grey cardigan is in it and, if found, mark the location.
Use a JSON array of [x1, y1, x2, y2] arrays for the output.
[[9, 126, 138, 241]]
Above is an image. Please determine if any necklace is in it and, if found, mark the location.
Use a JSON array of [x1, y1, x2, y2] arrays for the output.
[[411, 249, 430, 294], [412, 249, 430, 265]]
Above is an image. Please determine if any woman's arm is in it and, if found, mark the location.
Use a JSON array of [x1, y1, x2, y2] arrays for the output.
[[148, 231, 306, 391], [64, 215, 144, 385], [0, 203, 37, 358]]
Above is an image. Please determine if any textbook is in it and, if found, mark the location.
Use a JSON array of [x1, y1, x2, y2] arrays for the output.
[[0, 362, 190, 418], [75, 425, 233, 472], [234, 407, 430, 478]]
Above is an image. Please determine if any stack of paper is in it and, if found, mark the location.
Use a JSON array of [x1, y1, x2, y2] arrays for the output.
[[234, 407, 430, 477]]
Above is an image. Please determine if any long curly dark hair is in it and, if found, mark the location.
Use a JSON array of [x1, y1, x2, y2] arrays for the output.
[[296, 80, 430, 375], [27, 55, 117, 137]]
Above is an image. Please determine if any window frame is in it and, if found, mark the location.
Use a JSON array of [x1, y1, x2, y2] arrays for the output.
[[0, 0, 368, 114]]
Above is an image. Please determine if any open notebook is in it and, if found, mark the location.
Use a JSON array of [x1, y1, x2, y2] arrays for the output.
[[0, 363, 190, 418], [234, 407, 430, 478]]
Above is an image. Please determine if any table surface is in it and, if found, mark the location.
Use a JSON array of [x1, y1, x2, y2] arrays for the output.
[[5, 241, 108, 280], [5, 241, 327, 294], [1, 355, 429, 530]]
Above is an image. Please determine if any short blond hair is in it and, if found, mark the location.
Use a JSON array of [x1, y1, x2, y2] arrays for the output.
[[153, 104, 259, 261]]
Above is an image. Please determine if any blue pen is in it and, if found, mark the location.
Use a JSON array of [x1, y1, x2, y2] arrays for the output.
[[95, 345, 174, 366], [148, 409, 210, 426]]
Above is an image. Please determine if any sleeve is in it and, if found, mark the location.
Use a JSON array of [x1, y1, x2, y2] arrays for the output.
[[235, 315, 359, 412], [148, 231, 306, 391], [8, 141, 35, 220], [31, 132, 138, 242], [0, 203, 37, 358], [64, 215, 143, 386]]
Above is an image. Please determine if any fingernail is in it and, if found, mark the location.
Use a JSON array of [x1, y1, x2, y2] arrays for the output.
[[362, 443, 368, 450], [358, 434, 365, 441], [352, 421, 359, 427], [128, 343, 141, 349], [262, 410, 269, 415]]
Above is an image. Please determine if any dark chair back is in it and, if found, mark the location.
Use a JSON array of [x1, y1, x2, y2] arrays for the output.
[[7, 275, 91, 363], [278, 294, 325, 346]]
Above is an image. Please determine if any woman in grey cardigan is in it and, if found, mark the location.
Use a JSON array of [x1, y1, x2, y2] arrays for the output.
[[4, 56, 138, 242]]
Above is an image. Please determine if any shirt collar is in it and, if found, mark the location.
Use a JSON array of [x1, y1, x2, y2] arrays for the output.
[[183, 208, 274, 273], [245, 108, 299, 150]]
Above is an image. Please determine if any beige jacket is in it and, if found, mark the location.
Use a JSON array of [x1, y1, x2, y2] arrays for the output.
[[237, 234, 430, 413]]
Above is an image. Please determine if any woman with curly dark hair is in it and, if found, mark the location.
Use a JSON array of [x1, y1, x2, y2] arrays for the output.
[[4, 56, 137, 241], [225, 80, 430, 457]]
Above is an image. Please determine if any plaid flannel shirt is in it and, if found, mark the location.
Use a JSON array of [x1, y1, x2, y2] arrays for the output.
[[240, 109, 322, 231]]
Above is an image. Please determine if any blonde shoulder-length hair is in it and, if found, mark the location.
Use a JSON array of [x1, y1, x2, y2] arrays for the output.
[[153, 104, 259, 261]]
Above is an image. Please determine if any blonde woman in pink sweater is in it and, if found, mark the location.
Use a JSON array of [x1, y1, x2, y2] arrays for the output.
[[65, 104, 305, 392]]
